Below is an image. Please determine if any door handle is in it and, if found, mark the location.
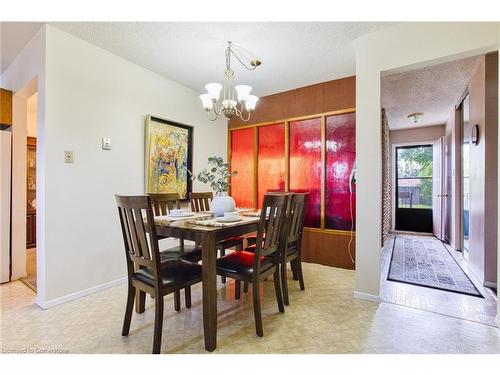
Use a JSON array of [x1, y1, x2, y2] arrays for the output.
[[438, 194, 448, 197]]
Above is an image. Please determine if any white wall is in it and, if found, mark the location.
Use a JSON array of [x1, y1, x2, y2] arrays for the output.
[[39, 26, 227, 306], [353, 22, 500, 304], [1, 25, 227, 307], [389, 125, 445, 145]]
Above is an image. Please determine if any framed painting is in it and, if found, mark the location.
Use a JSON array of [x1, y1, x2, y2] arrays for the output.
[[145, 115, 193, 200]]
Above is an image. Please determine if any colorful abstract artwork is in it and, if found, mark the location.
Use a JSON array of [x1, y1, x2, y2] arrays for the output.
[[230, 127, 255, 208], [145, 116, 192, 200], [258, 123, 286, 208], [289, 118, 322, 228], [325, 112, 356, 230]]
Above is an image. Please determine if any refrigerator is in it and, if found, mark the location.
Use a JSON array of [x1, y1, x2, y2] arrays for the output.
[[0, 127, 11, 283]]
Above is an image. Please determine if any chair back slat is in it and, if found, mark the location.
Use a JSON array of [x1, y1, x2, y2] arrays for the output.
[[134, 208, 151, 260], [255, 194, 288, 259], [148, 193, 180, 216], [115, 195, 161, 279], [124, 208, 143, 259], [286, 193, 308, 244], [190, 192, 213, 212]]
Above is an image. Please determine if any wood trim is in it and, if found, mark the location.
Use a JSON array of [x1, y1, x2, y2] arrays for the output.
[[227, 129, 232, 196], [228, 108, 356, 132], [320, 115, 326, 230], [284, 121, 290, 192], [229, 76, 356, 128], [253, 127, 258, 209], [304, 227, 354, 236]]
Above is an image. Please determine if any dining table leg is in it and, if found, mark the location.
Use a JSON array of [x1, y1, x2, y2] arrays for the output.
[[201, 231, 217, 352]]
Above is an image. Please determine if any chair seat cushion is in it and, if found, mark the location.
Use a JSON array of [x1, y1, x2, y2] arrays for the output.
[[134, 259, 202, 289], [216, 251, 274, 278], [160, 244, 202, 262], [218, 236, 244, 249]]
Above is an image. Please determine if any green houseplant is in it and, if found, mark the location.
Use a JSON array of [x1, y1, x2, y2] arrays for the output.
[[190, 156, 238, 216]]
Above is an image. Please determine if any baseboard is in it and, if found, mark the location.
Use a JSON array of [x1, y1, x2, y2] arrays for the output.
[[353, 291, 381, 303], [484, 281, 497, 288], [36, 277, 127, 309]]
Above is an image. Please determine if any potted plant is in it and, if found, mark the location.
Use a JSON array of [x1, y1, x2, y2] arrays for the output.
[[190, 156, 238, 217]]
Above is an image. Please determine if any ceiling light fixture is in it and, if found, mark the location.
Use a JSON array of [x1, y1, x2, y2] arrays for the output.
[[200, 41, 261, 122], [407, 112, 424, 124]]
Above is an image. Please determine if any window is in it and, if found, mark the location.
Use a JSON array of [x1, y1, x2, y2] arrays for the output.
[[396, 146, 433, 209]]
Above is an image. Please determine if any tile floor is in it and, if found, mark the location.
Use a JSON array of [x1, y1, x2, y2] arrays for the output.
[[20, 248, 37, 292], [1, 262, 499, 354], [381, 234, 498, 327]]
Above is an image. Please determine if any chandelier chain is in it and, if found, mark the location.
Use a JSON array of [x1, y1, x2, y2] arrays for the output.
[[199, 41, 261, 122]]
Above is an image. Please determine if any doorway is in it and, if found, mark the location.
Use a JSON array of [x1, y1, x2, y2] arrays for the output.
[[395, 144, 433, 233], [21, 92, 38, 291]]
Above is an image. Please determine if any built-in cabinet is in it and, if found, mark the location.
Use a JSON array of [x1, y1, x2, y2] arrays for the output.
[[0, 88, 13, 127], [26, 137, 36, 248], [229, 109, 356, 232], [228, 77, 357, 269]]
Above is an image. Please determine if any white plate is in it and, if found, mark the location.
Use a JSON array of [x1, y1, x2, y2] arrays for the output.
[[215, 216, 242, 223], [167, 212, 194, 218]]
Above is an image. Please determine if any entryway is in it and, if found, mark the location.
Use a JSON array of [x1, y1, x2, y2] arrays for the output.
[[380, 52, 498, 327], [394, 144, 434, 233]]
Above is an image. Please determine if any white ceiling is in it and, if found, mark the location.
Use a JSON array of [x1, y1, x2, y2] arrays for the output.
[[1, 22, 397, 96], [0, 22, 43, 73], [381, 56, 481, 130]]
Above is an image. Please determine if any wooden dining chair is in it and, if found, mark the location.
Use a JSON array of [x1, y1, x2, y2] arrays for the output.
[[280, 193, 307, 305], [148, 193, 202, 263], [189, 192, 244, 284], [115, 195, 202, 354], [148, 193, 201, 310], [216, 193, 287, 337]]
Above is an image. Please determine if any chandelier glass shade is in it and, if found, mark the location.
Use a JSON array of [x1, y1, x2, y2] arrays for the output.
[[200, 42, 261, 122]]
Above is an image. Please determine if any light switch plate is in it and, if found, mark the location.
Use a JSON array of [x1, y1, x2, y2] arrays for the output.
[[64, 151, 74, 163], [102, 137, 111, 150]]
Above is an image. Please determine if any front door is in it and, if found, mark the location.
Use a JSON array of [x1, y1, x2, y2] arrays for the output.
[[395, 145, 433, 233]]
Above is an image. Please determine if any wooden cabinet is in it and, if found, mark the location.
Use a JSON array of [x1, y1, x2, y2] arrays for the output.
[[26, 213, 36, 248], [0, 88, 13, 127], [27, 137, 36, 248]]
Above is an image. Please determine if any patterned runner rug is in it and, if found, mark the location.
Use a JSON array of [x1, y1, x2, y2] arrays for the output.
[[388, 235, 482, 297]]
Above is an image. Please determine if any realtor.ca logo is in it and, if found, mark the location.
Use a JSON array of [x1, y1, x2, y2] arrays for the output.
[[1, 347, 69, 354]]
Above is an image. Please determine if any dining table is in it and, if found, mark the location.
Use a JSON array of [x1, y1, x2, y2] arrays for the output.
[[154, 211, 260, 352]]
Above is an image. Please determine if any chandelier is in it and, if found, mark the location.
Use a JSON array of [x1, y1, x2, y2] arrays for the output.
[[199, 41, 261, 122]]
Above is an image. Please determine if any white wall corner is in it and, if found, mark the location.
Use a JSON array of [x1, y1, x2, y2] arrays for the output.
[[353, 291, 381, 303], [35, 276, 127, 309]]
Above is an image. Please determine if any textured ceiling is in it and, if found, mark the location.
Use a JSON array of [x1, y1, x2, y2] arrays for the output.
[[45, 22, 396, 96], [381, 56, 481, 130], [0, 22, 43, 73]]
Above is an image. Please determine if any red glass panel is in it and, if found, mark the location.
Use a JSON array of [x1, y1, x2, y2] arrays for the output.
[[325, 112, 356, 231], [258, 123, 286, 208], [289, 118, 322, 228], [230, 128, 255, 208]]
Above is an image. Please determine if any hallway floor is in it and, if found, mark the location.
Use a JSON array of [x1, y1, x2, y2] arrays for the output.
[[381, 234, 498, 327], [20, 248, 36, 291], [1, 262, 499, 354]]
